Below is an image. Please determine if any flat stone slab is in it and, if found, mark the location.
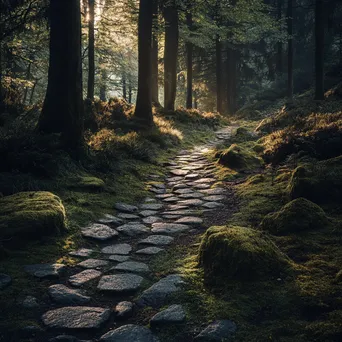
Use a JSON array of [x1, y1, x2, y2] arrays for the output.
[[42, 306, 110, 329], [137, 274, 185, 308], [139, 235, 174, 246], [203, 195, 225, 202], [170, 169, 189, 176], [142, 216, 162, 224], [140, 210, 158, 217], [0, 273, 11, 290], [116, 223, 149, 236], [114, 203, 138, 213], [113, 261, 150, 273], [136, 247, 164, 255], [150, 304, 186, 326], [101, 243, 132, 255], [185, 173, 200, 179], [48, 284, 90, 304], [193, 178, 215, 183], [97, 274, 143, 293], [117, 213, 140, 220], [151, 223, 190, 235], [178, 192, 204, 199], [97, 214, 124, 225], [172, 183, 188, 190], [175, 216, 203, 225], [167, 176, 183, 182], [115, 301, 133, 318], [78, 259, 109, 269], [69, 269, 102, 287], [178, 199, 204, 206], [149, 188, 165, 194], [163, 197, 180, 203], [108, 255, 130, 262], [199, 188, 226, 195], [155, 194, 173, 199], [22, 295, 39, 308], [162, 210, 197, 216], [49, 335, 89, 342], [202, 202, 224, 209], [100, 324, 159, 342], [82, 224, 118, 241], [69, 248, 94, 258], [162, 214, 181, 219], [166, 205, 189, 211], [25, 264, 66, 279], [140, 203, 164, 210], [173, 188, 193, 194], [193, 184, 211, 189], [194, 320, 237, 341]]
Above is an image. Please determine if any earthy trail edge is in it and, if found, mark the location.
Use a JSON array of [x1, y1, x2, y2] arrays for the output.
[[23, 126, 236, 342]]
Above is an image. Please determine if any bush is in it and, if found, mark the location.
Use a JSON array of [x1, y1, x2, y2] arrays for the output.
[[0, 191, 66, 239], [198, 225, 290, 281], [260, 198, 329, 235]]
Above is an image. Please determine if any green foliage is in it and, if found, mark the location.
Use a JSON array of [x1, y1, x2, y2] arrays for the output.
[[260, 198, 329, 235], [0, 191, 66, 239], [198, 225, 290, 281]]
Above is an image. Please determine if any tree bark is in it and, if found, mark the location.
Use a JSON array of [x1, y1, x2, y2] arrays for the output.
[[287, 0, 294, 100], [29, 79, 37, 104], [128, 79, 132, 103], [216, 35, 223, 114], [314, 0, 324, 100], [163, 1, 179, 111], [151, 0, 160, 106], [134, 0, 154, 125], [87, 0, 95, 100], [186, 10, 193, 109], [276, 0, 283, 74], [226, 47, 237, 115], [122, 73, 127, 100], [38, 0, 85, 156]]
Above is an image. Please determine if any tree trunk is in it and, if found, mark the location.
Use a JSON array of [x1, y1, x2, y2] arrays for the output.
[[276, 0, 283, 74], [151, 0, 160, 106], [87, 0, 95, 100], [23, 60, 32, 104], [287, 0, 294, 100], [38, 0, 85, 156], [216, 35, 223, 114], [194, 90, 198, 109], [122, 73, 127, 100], [134, 0, 154, 125], [186, 10, 193, 109], [226, 47, 237, 115], [29, 80, 37, 104], [163, 2, 179, 111], [128, 79, 132, 103], [314, 0, 324, 100]]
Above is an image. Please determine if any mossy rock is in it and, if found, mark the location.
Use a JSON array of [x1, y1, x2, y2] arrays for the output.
[[67, 176, 105, 191], [288, 156, 342, 203], [218, 144, 262, 170], [0, 191, 66, 239], [260, 198, 329, 235], [198, 226, 290, 281]]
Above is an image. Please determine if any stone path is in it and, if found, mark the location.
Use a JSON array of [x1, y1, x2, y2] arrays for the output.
[[13, 126, 237, 341]]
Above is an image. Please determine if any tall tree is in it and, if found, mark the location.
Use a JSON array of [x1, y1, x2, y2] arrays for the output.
[[87, 0, 95, 100], [315, 0, 325, 100], [287, 0, 294, 100], [186, 5, 193, 109], [163, 0, 179, 111], [38, 0, 84, 155], [276, 0, 283, 74], [151, 0, 160, 106], [216, 34, 223, 113], [134, 0, 154, 125]]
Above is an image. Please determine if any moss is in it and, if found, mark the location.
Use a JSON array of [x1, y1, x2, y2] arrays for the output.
[[260, 198, 329, 235], [67, 175, 105, 191], [198, 225, 290, 281], [0, 191, 66, 239], [288, 156, 342, 203], [217, 144, 262, 170]]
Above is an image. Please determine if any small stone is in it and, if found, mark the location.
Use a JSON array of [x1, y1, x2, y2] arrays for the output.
[[78, 259, 109, 269], [202, 202, 224, 209], [117, 213, 140, 219], [116, 223, 149, 236], [97, 214, 124, 225], [155, 194, 173, 199], [42, 307, 110, 329], [136, 247, 164, 255], [69, 269, 101, 287], [100, 324, 159, 342], [170, 169, 189, 176], [151, 183, 166, 189], [97, 274, 143, 293], [151, 223, 190, 234], [115, 301, 133, 318], [163, 197, 180, 203], [82, 223, 118, 241], [140, 203, 164, 210], [193, 184, 211, 189], [172, 183, 188, 190], [48, 284, 90, 304], [178, 199, 204, 206], [139, 235, 174, 246], [173, 188, 193, 194], [166, 176, 183, 182], [175, 216, 203, 225], [0, 273, 11, 290], [25, 264, 66, 279], [150, 304, 186, 326], [149, 188, 166, 194], [194, 320, 237, 341], [108, 255, 130, 262], [143, 216, 162, 224], [140, 210, 158, 217], [162, 210, 197, 216], [200, 188, 226, 195], [114, 203, 138, 213], [162, 215, 182, 219], [101, 243, 132, 255], [185, 173, 199, 179], [69, 248, 94, 258], [178, 192, 204, 199], [203, 195, 225, 202], [113, 261, 150, 273], [166, 205, 189, 211], [144, 197, 156, 203], [193, 178, 215, 183], [22, 295, 39, 308]]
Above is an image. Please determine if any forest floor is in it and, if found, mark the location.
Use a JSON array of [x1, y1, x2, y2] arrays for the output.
[[1, 90, 342, 342]]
